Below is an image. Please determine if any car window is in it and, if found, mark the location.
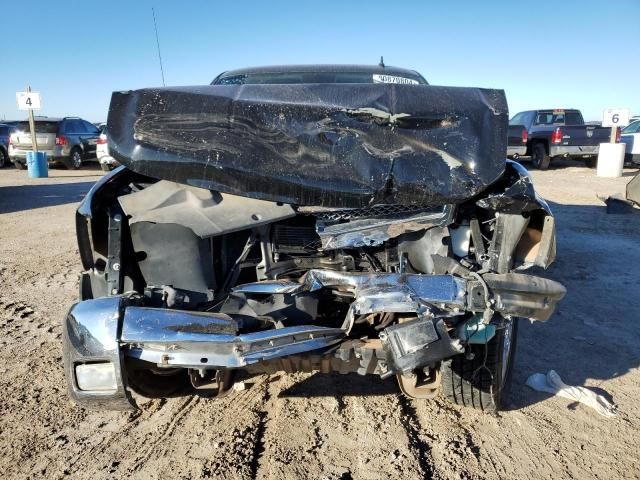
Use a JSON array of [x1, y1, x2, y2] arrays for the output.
[[622, 121, 640, 134], [83, 121, 100, 135], [565, 112, 582, 124], [14, 121, 59, 133], [509, 113, 524, 125], [76, 120, 89, 133], [64, 120, 77, 133], [535, 112, 564, 125], [66, 119, 86, 133]]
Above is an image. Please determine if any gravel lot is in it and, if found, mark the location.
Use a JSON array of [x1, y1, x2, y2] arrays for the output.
[[0, 161, 639, 479]]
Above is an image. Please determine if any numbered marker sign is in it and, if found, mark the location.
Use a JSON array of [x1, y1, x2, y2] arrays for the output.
[[16, 91, 41, 110], [602, 108, 630, 128]]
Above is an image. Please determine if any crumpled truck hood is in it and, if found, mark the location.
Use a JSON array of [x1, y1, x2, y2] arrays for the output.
[[107, 83, 508, 208]]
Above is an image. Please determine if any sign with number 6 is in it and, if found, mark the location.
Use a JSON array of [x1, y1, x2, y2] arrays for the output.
[[602, 108, 630, 128], [16, 91, 41, 110]]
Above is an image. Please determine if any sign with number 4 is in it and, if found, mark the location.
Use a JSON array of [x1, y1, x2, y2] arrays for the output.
[[16, 91, 41, 110], [602, 108, 630, 128]]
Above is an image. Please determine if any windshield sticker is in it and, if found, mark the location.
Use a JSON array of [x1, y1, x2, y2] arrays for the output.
[[372, 74, 419, 85]]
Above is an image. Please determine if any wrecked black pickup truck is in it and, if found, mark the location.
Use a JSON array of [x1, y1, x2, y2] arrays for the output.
[[64, 64, 565, 413]]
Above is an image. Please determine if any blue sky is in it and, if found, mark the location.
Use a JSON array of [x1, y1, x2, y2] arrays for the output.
[[2, 0, 638, 122]]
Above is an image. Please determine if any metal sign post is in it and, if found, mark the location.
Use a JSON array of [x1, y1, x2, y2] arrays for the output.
[[16, 87, 42, 151], [26, 87, 38, 152]]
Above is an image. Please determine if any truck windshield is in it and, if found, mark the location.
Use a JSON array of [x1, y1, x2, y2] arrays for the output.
[[215, 71, 427, 85]]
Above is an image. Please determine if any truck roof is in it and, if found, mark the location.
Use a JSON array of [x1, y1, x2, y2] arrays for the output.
[[520, 109, 580, 113], [212, 64, 428, 84]]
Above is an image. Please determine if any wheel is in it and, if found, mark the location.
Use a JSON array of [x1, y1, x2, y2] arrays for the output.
[[13, 160, 25, 170], [531, 143, 551, 170], [441, 317, 518, 412], [585, 157, 597, 168], [0, 148, 7, 168], [64, 148, 83, 170], [100, 163, 111, 172]]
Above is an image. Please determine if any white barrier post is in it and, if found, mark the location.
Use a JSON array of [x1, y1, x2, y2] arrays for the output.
[[597, 108, 629, 178]]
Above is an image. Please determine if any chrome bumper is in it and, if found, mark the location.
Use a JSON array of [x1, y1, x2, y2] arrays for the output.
[[63, 297, 135, 410], [64, 270, 565, 409], [549, 145, 599, 157], [507, 145, 526, 157]]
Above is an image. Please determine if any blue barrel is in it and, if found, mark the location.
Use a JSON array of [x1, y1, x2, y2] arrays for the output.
[[26, 151, 48, 178]]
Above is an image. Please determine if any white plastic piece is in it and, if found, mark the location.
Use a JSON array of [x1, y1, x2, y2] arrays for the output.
[[596, 143, 625, 178], [450, 225, 471, 258], [75, 362, 117, 392], [526, 370, 617, 417], [233, 381, 246, 391]]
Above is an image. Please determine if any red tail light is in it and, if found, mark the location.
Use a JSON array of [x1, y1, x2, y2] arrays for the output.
[[551, 127, 562, 144], [56, 136, 67, 146], [97, 134, 108, 145], [521, 128, 528, 144], [615, 127, 620, 143]]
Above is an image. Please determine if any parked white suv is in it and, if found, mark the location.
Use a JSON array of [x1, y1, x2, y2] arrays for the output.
[[96, 123, 119, 171]]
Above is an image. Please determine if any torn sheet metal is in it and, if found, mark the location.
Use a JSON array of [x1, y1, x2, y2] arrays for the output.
[[235, 270, 468, 319], [107, 84, 508, 208], [476, 161, 552, 214], [316, 204, 454, 249], [468, 272, 567, 321], [118, 180, 295, 238], [234, 268, 566, 322]]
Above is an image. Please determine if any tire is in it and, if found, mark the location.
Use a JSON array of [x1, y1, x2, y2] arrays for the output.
[[531, 143, 551, 170], [64, 148, 83, 170], [13, 160, 25, 170], [0, 148, 7, 168], [441, 317, 518, 412], [585, 157, 597, 169]]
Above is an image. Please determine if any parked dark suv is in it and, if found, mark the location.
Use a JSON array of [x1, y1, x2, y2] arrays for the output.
[[9, 117, 100, 170], [0, 123, 17, 168]]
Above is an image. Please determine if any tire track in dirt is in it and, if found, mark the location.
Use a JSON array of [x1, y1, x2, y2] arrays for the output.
[[254, 372, 429, 480], [396, 395, 436, 479], [126, 396, 202, 474], [411, 398, 493, 479], [62, 374, 273, 479]]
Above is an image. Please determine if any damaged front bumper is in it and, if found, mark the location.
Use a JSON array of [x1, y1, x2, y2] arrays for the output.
[[64, 269, 565, 410]]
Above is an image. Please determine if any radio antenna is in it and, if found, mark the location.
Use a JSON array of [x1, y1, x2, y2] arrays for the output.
[[379, 56, 385, 68], [152, 7, 166, 87]]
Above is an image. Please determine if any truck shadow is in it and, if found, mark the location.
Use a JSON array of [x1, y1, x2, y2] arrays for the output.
[[0, 181, 96, 214]]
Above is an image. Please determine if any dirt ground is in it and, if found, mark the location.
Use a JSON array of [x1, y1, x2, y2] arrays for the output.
[[0, 160, 639, 480]]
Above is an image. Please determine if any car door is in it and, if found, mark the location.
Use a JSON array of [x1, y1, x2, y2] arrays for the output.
[[621, 121, 640, 155], [63, 119, 81, 152], [81, 120, 100, 158]]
